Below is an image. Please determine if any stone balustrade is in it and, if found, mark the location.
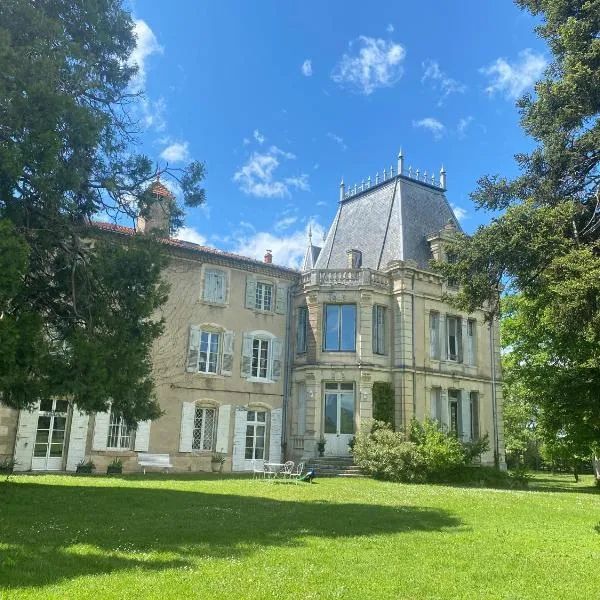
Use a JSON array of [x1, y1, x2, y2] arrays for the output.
[[300, 268, 391, 290]]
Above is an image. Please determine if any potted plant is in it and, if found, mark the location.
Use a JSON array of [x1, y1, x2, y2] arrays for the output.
[[211, 452, 226, 473], [76, 459, 95, 474], [0, 458, 15, 477], [106, 457, 123, 475], [317, 436, 326, 457]]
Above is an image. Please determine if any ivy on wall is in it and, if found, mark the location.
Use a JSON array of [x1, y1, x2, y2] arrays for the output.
[[372, 382, 394, 429]]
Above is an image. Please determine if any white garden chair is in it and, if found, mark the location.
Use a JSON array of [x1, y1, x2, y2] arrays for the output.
[[291, 462, 305, 484], [279, 461, 295, 480], [252, 460, 267, 479]]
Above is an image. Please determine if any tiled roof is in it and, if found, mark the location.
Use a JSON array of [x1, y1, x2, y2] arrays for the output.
[[92, 221, 299, 276], [302, 244, 321, 271], [149, 181, 174, 198], [314, 175, 461, 270]]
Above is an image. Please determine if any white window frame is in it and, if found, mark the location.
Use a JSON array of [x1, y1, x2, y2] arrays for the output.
[[192, 405, 217, 451], [245, 410, 267, 460], [373, 305, 386, 355], [470, 391, 480, 441], [466, 319, 476, 365], [107, 412, 135, 450], [323, 304, 357, 352], [255, 282, 273, 311], [198, 329, 221, 374], [446, 315, 462, 362], [429, 311, 440, 360], [251, 337, 270, 379], [203, 268, 227, 304], [448, 389, 461, 437]]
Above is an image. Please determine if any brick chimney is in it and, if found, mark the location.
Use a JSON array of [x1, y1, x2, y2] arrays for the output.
[[264, 249, 273, 264]]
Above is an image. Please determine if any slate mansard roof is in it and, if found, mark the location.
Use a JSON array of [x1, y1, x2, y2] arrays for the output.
[[314, 174, 461, 271]]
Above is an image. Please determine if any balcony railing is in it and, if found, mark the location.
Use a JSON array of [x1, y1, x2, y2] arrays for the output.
[[301, 269, 391, 290]]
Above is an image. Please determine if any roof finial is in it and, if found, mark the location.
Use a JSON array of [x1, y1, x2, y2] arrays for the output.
[[339, 176, 345, 201], [397, 148, 404, 176], [375, 172, 379, 184], [440, 164, 447, 190], [308, 224, 312, 245]]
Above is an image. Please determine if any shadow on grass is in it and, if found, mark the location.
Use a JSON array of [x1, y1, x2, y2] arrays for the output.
[[0, 479, 461, 590]]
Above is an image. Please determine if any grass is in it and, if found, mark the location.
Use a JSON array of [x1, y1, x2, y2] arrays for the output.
[[0, 472, 598, 599]]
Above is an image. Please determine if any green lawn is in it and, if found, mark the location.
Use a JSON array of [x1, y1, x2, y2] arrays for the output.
[[0, 473, 598, 599]]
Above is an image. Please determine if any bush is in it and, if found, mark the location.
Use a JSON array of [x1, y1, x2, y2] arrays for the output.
[[353, 418, 491, 484], [372, 382, 395, 428]]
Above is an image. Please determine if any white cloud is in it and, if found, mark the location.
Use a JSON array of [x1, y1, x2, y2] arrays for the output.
[[327, 132, 348, 151], [175, 226, 207, 246], [413, 117, 446, 140], [451, 204, 468, 221], [128, 19, 163, 92], [316, 201, 327, 207], [274, 216, 298, 232], [231, 219, 326, 268], [243, 137, 250, 145], [332, 36, 406, 95], [386, 24, 394, 33], [253, 129, 266, 144], [481, 49, 547, 99], [457, 116, 474, 138], [160, 141, 190, 163], [421, 59, 466, 105], [140, 95, 166, 132], [301, 59, 313, 76], [233, 146, 308, 199]]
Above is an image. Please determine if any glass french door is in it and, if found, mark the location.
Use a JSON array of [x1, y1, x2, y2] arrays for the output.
[[31, 399, 69, 470], [323, 383, 354, 455]]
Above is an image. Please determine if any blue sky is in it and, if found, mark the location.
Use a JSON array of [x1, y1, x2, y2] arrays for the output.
[[126, 0, 548, 267]]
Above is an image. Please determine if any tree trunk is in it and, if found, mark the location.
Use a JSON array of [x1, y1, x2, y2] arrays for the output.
[[593, 455, 600, 481]]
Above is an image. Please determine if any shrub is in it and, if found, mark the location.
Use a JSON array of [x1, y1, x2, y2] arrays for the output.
[[372, 382, 395, 428], [353, 418, 491, 483]]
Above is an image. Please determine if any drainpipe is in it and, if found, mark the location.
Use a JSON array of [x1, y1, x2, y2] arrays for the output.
[[489, 321, 499, 467], [281, 285, 294, 459], [411, 272, 416, 417]]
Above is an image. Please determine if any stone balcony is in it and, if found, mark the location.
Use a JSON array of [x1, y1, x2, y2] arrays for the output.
[[300, 268, 391, 290]]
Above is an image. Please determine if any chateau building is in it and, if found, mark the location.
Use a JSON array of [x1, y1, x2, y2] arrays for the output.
[[0, 152, 505, 472]]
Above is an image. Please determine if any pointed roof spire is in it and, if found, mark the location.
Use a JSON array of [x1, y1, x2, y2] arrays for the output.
[[308, 223, 313, 245]]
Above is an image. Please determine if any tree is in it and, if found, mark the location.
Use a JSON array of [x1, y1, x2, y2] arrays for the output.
[[435, 0, 600, 461], [0, 0, 205, 422]]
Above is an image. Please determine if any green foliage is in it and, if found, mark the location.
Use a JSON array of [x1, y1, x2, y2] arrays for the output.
[[433, 1, 600, 454], [372, 382, 394, 428], [353, 419, 489, 483], [0, 1, 206, 421]]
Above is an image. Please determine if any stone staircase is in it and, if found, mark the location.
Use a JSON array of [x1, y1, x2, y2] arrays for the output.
[[306, 457, 365, 478]]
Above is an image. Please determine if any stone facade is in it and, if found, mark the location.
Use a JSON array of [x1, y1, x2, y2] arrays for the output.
[[0, 157, 506, 472]]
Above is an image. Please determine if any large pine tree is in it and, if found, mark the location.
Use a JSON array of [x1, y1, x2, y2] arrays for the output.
[[438, 0, 600, 452], [0, 0, 205, 422]]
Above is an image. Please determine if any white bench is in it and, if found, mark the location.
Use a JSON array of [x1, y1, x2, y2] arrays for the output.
[[137, 453, 173, 474]]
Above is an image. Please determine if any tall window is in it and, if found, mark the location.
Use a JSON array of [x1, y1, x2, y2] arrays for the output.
[[372, 305, 386, 355], [296, 306, 308, 354], [466, 319, 476, 365], [107, 412, 134, 450], [470, 391, 480, 440], [324, 304, 356, 351], [193, 406, 216, 451], [446, 316, 462, 362], [252, 338, 269, 378], [199, 331, 220, 373], [245, 410, 266, 460], [448, 389, 461, 437], [255, 282, 273, 311], [203, 269, 227, 304], [430, 387, 442, 423], [429, 312, 440, 360]]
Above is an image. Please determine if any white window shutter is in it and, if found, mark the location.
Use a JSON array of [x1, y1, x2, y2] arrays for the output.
[[440, 314, 447, 360], [232, 407, 248, 471], [268, 408, 283, 463], [245, 276, 257, 309], [461, 394, 471, 442], [220, 271, 228, 303], [372, 306, 377, 354], [186, 325, 201, 372], [459, 318, 467, 364], [271, 338, 282, 381], [440, 389, 449, 431], [179, 402, 195, 452], [221, 330, 235, 376], [13, 403, 40, 472], [241, 333, 253, 378], [429, 389, 438, 421], [66, 407, 90, 471], [215, 404, 231, 453], [92, 411, 110, 451], [275, 284, 287, 314], [134, 420, 152, 451]]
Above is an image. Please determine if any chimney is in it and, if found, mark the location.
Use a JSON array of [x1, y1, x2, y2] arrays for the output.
[[346, 249, 362, 269], [264, 249, 273, 264], [137, 179, 175, 234]]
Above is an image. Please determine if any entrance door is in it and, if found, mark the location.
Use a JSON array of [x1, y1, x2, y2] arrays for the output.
[[31, 399, 69, 471], [323, 382, 354, 456]]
